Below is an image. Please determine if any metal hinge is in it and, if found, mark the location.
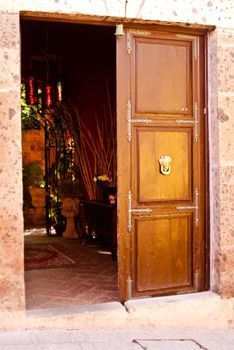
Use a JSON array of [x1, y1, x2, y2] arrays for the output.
[[127, 100, 132, 141], [127, 190, 153, 232], [194, 102, 199, 142], [127, 30, 151, 54], [204, 107, 207, 115], [176, 187, 199, 227], [128, 29, 151, 35], [127, 100, 153, 142], [127, 275, 132, 299], [176, 35, 199, 61], [194, 269, 200, 289], [127, 32, 131, 54], [176, 102, 199, 142], [194, 37, 199, 61]]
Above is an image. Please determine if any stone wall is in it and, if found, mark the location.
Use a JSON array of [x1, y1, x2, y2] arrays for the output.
[[0, 0, 233, 312], [0, 12, 25, 311], [216, 27, 234, 296]]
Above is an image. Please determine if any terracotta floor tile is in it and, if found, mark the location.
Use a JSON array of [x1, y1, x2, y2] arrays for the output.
[[24, 229, 118, 310]]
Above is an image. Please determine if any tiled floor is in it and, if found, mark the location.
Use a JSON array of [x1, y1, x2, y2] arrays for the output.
[[24, 227, 118, 310]]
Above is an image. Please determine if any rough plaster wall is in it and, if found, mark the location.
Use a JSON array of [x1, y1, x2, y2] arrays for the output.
[[0, 0, 233, 311], [208, 29, 219, 293], [1, 0, 234, 28], [0, 12, 25, 311], [208, 25, 234, 296], [216, 27, 234, 296]]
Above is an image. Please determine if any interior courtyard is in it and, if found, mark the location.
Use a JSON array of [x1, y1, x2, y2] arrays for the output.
[[21, 19, 118, 310]]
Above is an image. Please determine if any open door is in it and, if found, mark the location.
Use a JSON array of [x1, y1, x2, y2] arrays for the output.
[[117, 29, 206, 300]]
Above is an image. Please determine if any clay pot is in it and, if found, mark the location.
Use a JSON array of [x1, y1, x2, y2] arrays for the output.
[[61, 197, 80, 239], [29, 187, 46, 225]]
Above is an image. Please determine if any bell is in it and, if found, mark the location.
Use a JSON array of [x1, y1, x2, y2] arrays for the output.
[[114, 23, 125, 36]]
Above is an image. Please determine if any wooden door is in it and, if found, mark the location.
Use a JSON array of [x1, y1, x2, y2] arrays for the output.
[[117, 29, 206, 300]]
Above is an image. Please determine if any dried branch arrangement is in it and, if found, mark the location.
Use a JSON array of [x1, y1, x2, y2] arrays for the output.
[[77, 88, 116, 200], [54, 89, 116, 200]]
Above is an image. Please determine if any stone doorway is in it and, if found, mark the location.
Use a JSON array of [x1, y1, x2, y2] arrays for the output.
[[21, 18, 118, 309]]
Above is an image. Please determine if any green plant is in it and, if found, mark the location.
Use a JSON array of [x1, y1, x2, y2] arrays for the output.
[[23, 161, 44, 188], [23, 161, 45, 208], [60, 179, 80, 198], [21, 83, 42, 130]]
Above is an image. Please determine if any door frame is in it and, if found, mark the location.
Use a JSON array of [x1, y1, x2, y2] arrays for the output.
[[20, 11, 210, 302]]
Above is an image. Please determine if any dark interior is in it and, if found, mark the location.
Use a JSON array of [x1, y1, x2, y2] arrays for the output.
[[21, 19, 118, 309], [21, 20, 116, 125]]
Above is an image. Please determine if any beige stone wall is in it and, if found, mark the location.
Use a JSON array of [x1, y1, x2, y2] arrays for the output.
[[215, 27, 234, 296], [0, 12, 25, 311], [0, 0, 233, 311]]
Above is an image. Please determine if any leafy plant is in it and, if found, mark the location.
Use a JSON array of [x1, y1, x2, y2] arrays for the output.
[[60, 179, 80, 198], [23, 161, 44, 208], [23, 161, 44, 188]]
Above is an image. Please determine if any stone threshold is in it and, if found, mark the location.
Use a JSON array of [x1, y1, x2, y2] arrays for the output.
[[1, 292, 233, 330], [26, 291, 219, 317]]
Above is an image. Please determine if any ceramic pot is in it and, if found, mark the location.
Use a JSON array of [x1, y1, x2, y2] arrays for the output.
[[61, 197, 80, 239], [29, 187, 46, 225]]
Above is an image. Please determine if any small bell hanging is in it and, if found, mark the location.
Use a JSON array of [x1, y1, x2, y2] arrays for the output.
[[114, 23, 125, 36]]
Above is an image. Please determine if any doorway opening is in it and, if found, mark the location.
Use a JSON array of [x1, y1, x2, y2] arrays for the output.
[[21, 19, 118, 309]]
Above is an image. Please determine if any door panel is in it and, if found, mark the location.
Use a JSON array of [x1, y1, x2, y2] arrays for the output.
[[136, 127, 192, 202], [132, 37, 193, 117], [117, 29, 206, 301], [133, 213, 193, 294]]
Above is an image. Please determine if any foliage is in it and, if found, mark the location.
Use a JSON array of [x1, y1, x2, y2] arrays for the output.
[[22, 161, 45, 208], [60, 180, 80, 198], [21, 83, 41, 130], [23, 161, 44, 188]]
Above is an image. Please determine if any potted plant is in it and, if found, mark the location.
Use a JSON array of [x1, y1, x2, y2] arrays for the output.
[[60, 179, 81, 238], [23, 161, 46, 225]]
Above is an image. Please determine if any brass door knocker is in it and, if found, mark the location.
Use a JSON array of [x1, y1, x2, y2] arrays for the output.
[[159, 155, 172, 175]]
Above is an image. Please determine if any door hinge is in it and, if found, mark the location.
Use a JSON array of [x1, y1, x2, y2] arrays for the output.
[[176, 187, 199, 227], [194, 102, 199, 142], [127, 32, 131, 54], [127, 100, 132, 142], [194, 269, 200, 289], [176, 102, 199, 143], [127, 100, 153, 142], [128, 29, 151, 35], [127, 275, 132, 299], [176, 35, 199, 61], [204, 107, 207, 115], [127, 190, 153, 233], [127, 190, 132, 232], [194, 38, 199, 61]]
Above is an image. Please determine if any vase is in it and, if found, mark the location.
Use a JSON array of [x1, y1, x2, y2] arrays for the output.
[[29, 187, 46, 225], [61, 197, 80, 239]]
